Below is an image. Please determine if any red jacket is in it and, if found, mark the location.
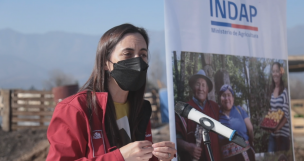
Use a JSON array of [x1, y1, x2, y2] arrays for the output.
[[47, 91, 158, 161]]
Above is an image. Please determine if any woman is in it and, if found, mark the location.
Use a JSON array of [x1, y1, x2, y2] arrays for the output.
[[218, 84, 255, 161], [175, 70, 221, 161], [46, 24, 176, 161], [268, 62, 290, 152]]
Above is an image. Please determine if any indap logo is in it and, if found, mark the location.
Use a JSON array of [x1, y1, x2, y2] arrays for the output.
[[209, 0, 258, 31]]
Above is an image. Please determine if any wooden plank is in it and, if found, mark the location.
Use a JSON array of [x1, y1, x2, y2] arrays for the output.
[[294, 108, 304, 116], [291, 99, 304, 102], [12, 117, 52, 123], [157, 112, 162, 123], [1, 89, 11, 132], [145, 98, 153, 104], [291, 99, 304, 105], [293, 118, 304, 134], [12, 90, 53, 95], [144, 92, 152, 97], [151, 105, 158, 111], [11, 103, 54, 108], [40, 94, 45, 126], [11, 125, 49, 131], [12, 97, 54, 102], [12, 111, 53, 116]]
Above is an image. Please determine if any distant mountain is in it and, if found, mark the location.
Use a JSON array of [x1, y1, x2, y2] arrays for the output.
[[0, 54, 47, 89], [0, 29, 166, 89], [0, 28, 99, 70], [287, 25, 304, 55], [0, 25, 303, 90]]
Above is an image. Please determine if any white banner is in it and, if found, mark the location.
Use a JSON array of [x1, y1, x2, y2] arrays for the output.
[[165, 0, 287, 59], [165, 0, 294, 160]]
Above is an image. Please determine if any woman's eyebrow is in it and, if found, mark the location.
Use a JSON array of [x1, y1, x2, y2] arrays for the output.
[[122, 48, 134, 52], [122, 48, 147, 52], [140, 48, 148, 51]]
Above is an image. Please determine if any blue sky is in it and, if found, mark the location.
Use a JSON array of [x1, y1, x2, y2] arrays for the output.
[[1, 0, 303, 35], [0, 1, 164, 35]]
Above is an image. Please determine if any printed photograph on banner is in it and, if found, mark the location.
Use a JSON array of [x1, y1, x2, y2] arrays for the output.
[[173, 51, 293, 161]]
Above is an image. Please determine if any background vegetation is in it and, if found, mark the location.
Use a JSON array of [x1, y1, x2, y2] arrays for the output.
[[173, 51, 290, 153]]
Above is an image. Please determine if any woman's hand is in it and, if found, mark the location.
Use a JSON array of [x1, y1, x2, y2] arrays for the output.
[[152, 141, 177, 161], [119, 140, 153, 161], [186, 143, 202, 160]]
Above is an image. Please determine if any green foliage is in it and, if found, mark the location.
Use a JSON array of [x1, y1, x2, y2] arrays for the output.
[[172, 52, 203, 103], [294, 114, 304, 118], [172, 52, 290, 153]]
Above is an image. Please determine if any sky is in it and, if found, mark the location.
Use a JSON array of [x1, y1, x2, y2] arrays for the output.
[[1, 1, 303, 35], [0, 1, 165, 35]]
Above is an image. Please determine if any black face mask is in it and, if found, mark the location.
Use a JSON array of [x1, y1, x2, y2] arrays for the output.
[[109, 57, 149, 91]]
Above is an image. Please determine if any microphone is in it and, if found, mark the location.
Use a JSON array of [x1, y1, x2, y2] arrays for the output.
[[175, 101, 247, 148]]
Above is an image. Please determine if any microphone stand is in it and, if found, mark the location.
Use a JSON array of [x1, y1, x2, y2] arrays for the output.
[[202, 128, 214, 161], [199, 117, 215, 161]]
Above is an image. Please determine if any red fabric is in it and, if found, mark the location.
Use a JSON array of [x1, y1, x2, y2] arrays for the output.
[[175, 99, 221, 161], [47, 91, 158, 161]]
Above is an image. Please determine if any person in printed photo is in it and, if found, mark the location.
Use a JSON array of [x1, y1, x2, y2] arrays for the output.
[[217, 84, 255, 161], [175, 69, 221, 161], [267, 62, 290, 152]]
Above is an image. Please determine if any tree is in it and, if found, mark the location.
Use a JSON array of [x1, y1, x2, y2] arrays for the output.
[[290, 78, 304, 99], [172, 53, 291, 153], [43, 69, 77, 90], [147, 50, 166, 88]]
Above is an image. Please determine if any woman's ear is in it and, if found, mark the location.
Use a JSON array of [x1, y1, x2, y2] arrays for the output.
[[104, 65, 109, 71], [104, 61, 110, 71]]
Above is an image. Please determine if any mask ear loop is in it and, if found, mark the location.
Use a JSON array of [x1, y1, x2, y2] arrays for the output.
[[107, 59, 114, 64], [108, 59, 126, 68], [107, 59, 122, 67], [105, 59, 114, 78]]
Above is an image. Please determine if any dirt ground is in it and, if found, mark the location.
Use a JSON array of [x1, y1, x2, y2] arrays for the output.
[[0, 128, 49, 161], [293, 134, 304, 161], [1, 126, 304, 161]]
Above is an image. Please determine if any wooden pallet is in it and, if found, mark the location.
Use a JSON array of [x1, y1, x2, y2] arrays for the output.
[[1, 89, 55, 131], [1, 89, 161, 131]]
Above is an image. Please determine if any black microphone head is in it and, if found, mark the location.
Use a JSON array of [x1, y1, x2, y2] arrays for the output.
[[175, 101, 193, 118], [231, 133, 247, 148], [175, 101, 186, 115]]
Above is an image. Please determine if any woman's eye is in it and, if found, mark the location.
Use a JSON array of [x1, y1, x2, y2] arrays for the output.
[[124, 52, 132, 57], [140, 53, 147, 58]]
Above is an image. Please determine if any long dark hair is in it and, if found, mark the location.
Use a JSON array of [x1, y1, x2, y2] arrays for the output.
[[79, 23, 149, 148], [271, 62, 285, 95]]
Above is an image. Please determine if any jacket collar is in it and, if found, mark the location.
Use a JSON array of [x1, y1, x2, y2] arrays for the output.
[[188, 99, 204, 112], [78, 91, 151, 141], [78, 91, 108, 124], [192, 97, 206, 111], [95, 92, 108, 124]]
